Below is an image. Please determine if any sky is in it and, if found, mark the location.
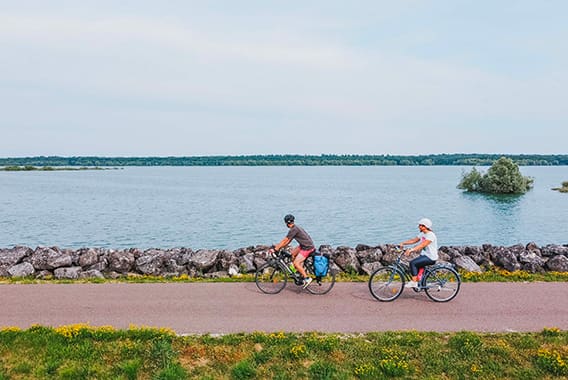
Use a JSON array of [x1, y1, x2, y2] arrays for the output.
[[1, 1, 567, 156]]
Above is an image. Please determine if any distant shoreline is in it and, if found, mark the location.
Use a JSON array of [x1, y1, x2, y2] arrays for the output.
[[1, 154, 567, 167], [0, 166, 119, 172]]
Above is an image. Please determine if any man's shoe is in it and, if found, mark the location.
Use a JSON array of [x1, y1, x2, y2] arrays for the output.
[[302, 277, 313, 289], [405, 280, 418, 288]]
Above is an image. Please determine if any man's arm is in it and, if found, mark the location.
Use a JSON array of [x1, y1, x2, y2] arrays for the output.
[[274, 237, 291, 251]]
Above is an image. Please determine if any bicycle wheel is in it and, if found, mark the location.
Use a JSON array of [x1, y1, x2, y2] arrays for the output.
[[424, 267, 461, 302], [255, 263, 287, 294], [304, 257, 336, 295], [368, 267, 404, 302]]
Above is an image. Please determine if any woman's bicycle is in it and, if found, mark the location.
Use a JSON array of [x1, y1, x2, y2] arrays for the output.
[[255, 249, 336, 295], [368, 246, 461, 302]]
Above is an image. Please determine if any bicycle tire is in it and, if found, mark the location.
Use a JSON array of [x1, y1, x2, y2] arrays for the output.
[[255, 262, 288, 294], [304, 256, 336, 295], [423, 266, 461, 302], [368, 267, 404, 302]]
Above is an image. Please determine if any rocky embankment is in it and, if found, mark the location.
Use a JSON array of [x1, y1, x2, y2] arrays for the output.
[[1, 243, 567, 280]]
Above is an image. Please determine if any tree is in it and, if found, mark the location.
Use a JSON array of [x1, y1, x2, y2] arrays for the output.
[[458, 157, 533, 194]]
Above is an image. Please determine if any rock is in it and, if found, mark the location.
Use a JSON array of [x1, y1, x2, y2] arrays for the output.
[[189, 250, 219, 272], [357, 248, 383, 264], [0, 246, 32, 266], [464, 246, 485, 264], [78, 248, 100, 267], [228, 264, 240, 276], [546, 255, 568, 272], [542, 244, 568, 257], [518, 250, 546, 266], [334, 247, 361, 274], [526, 242, 540, 252], [79, 269, 105, 279], [136, 250, 171, 275], [8, 262, 35, 277], [54, 266, 82, 279], [35, 270, 53, 279], [355, 244, 373, 251], [490, 246, 521, 272], [361, 262, 383, 275], [30, 247, 72, 270], [454, 256, 482, 273], [204, 271, 228, 279], [240, 253, 257, 273], [108, 250, 135, 273]]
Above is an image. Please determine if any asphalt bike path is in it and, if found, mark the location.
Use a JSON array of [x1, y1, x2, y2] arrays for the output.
[[1, 282, 566, 334]]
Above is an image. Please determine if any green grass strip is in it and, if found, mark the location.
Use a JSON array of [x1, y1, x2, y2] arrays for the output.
[[0, 325, 566, 379], [1, 269, 567, 285]]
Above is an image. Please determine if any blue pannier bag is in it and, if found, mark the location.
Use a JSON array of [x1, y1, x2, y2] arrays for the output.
[[313, 253, 329, 277]]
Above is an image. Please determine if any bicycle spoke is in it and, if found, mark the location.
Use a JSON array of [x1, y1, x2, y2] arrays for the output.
[[368, 267, 404, 302], [255, 264, 287, 294], [424, 267, 460, 302]]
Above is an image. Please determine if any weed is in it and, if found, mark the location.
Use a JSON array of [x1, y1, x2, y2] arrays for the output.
[[231, 360, 257, 380]]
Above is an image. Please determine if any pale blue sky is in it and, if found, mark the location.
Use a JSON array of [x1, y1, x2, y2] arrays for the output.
[[1, 1, 566, 156]]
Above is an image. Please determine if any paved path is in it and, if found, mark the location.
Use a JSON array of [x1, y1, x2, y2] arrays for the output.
[[1, 282, 566, 334]]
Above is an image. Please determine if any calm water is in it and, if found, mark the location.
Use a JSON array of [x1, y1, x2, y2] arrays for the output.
[[0, 166, 566, 249]]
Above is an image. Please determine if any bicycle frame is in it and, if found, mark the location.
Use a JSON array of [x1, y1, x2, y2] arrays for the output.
[[387, 250, 457, 290]]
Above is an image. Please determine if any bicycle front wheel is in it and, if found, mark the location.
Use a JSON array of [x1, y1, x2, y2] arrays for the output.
[[255, 263, 288, 294], [368, 267, 404, 302], [304, 257, 336, 295], [424, 267, 461, 302]]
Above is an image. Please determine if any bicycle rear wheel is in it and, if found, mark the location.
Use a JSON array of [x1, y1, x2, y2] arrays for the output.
[[255, 263, 287, 294], [368, 267, 404, 302], [424, 267, 461, 302], [304, 257, 336, 295]]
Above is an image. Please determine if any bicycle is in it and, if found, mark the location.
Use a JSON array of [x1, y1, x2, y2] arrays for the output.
[[368, 246, 461, 302], [255, 249, 336, 295]]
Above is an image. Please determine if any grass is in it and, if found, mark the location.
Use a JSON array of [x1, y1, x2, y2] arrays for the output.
[[1, 269, 567, 285], [0, 326, 566, 379]]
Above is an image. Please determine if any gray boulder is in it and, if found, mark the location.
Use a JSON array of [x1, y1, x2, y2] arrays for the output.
[[189, 249, 219, 272], [108, 250, 135, 273], [454, 255, 482, 273], [334, 246, 361, 274], [8, 262, 35, 277], [542, 244, 568, 257], [78, 248, 100, 267], [30, 247, 72, 270], [79, 269, 105, 279], [546, 255, 568, 272], [464, 246, 486, 264], [490, 246, 521, 272], [54, 266, 82, 279], [240, 253, 257, 273], [357, 247, 383, 264], [361, 262, 383, 276], [0, 246, 32, 266], [135, 249, 172, 275], [518, 250, 546, 267]]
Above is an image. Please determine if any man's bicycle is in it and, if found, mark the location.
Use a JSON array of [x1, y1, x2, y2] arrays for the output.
[[368, 246, 461, 302], [255, 249, 336, 295]]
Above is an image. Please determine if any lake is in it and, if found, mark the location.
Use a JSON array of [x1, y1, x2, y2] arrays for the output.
[[1, 166, 566, 249]]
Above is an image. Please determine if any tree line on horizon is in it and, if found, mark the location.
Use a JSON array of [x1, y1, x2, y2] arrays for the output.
[[0, 154, 567, 167]]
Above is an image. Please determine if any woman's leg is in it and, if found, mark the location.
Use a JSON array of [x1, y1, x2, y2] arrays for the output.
[[409, 256, 435, 281]]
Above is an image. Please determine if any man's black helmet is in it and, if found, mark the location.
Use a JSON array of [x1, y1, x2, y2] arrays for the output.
[[284, 214, 295, 224]]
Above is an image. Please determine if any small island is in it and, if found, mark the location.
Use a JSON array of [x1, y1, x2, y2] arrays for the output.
[[552, 181, 568, 193]]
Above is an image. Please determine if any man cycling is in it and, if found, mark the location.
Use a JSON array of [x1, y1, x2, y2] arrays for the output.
[[270, 214, 315, 288]]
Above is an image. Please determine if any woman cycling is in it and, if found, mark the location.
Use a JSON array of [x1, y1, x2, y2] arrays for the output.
[[400, 218, 438, 288]]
